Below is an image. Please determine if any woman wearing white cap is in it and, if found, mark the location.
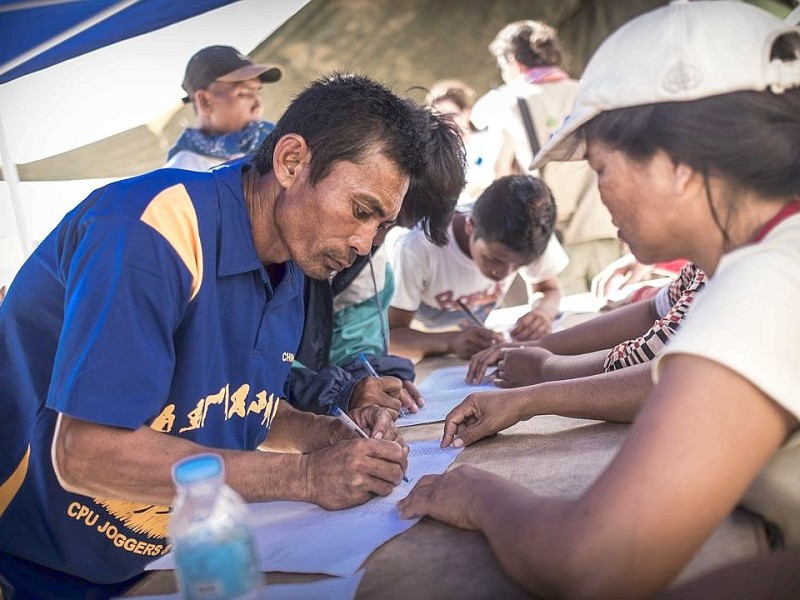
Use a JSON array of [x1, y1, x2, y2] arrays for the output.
[[398, 1, 800, 597]]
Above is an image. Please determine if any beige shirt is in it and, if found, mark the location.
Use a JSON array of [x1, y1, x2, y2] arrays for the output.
[[477, 79, 617, 246]]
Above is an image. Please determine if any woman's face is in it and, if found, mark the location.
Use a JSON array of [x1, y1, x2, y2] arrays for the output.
[[586, 139, 688, 265]]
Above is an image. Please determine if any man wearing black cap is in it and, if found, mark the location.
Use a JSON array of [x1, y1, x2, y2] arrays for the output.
[[165, 45, 283, 171]]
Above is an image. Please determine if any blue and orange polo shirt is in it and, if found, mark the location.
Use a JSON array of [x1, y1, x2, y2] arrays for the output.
[[0, 161, 304, 588]]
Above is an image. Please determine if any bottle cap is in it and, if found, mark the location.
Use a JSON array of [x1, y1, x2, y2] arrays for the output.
[[172, 453, 224, 485]]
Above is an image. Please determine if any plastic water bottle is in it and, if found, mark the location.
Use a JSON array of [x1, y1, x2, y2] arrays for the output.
[[170, 453, 263, 599]]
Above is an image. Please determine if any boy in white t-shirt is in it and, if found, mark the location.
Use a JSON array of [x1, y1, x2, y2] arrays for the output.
[[389, 175, 567, 361]]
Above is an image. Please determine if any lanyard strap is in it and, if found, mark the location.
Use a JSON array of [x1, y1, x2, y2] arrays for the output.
[[751, 199, 800, 243]]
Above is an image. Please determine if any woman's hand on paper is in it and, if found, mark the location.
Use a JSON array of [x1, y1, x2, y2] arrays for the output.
[[466, 341, 539, 384], [397, 465, 505, 530], [440, 390, 524, 448], [491, 347, 554, 388]]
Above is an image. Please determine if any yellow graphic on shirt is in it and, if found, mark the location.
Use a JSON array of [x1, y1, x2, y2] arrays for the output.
[[95, 500, 171, 538], [140, 184, 203, 301], [78, 381, 281, 551]]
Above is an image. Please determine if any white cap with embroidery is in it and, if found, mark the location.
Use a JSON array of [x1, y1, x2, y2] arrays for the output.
[[532, 0, 800, 169]]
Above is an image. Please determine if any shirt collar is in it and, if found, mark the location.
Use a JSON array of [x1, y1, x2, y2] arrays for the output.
[[212, 160, 265, 277]]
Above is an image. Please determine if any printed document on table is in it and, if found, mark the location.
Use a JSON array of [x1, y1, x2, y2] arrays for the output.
[[398, 364, 495, 427], [146, 441, 462, 576], [122, 569, 364, 600]]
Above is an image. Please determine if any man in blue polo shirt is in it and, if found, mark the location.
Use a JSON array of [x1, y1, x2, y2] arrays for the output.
[[0, 73, 429, 598]]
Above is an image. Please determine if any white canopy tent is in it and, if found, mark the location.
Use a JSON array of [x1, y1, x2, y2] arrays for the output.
[[0, 0, 308, 286]]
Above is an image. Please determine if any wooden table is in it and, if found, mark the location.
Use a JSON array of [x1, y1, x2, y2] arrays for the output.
[[127, 355, 769, 598]]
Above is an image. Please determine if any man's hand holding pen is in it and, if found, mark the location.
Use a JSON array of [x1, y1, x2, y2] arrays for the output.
[[352, 353, 422, 418], [302, 405, 408, 510]]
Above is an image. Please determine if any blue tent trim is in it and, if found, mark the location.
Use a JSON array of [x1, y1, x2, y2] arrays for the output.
[[0, 0, 240, 84]]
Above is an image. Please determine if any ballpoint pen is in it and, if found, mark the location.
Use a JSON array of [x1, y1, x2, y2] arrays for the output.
[[358, 352, 409, 417], [456, 299, 485, 328], [331, 406, 409, 482]]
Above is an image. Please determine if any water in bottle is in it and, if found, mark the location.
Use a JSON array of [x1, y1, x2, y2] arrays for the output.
[[170, 453, 263, 599]]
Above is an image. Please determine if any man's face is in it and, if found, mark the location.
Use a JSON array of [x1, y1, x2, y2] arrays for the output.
[[203, 77, 263, 134], [469, 236, 526, 282], [277, 148, 409, 280]]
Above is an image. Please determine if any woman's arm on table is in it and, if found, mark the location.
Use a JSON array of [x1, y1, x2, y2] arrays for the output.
[[444, 361, 652, 448], [491, 347, 610, 387], [466, 297, 660, 383], [401, 355, 798, 598]]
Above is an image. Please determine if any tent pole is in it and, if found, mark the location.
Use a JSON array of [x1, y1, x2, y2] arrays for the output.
[[0, 108, 31, 255]]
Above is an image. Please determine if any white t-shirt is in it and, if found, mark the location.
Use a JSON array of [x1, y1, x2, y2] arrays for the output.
[[655, 214, 800, 543], [457, 128, 503, 209], [391, 222, 568, 330]]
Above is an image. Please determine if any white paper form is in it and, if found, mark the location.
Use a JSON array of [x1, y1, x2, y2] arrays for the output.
[[122, 569, 364, 600], [397, 364, 495, 427], [147, 441, 462, 576]]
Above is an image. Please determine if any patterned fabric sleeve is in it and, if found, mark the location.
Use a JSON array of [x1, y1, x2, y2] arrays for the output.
[[603, 263, 707, 372]]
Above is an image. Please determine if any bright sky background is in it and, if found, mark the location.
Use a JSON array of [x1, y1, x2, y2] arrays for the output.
[[0, 0, 308, 286]]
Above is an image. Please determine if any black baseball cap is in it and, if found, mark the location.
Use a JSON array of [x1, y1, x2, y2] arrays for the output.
[[181, 45, 283, 102]]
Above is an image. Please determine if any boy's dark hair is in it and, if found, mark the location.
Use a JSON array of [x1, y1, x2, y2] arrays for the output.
[[253, 72, 425, 183], [398, 106, 466, 246], [471, 175, 556, 263]]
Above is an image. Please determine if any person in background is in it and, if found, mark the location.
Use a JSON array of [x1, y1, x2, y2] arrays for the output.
[[426, 79, 496, 208], [472, 19, 623, 294], [389, 175, 566, 362], [287, 105, 466, 419], [591, 251, 689, 310], [165, 45, 283, 171], [399, 2, 800, 597], [0, 73, 428, 599]]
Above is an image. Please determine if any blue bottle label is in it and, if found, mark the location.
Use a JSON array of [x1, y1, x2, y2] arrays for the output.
[[175, 532, 261, 599]]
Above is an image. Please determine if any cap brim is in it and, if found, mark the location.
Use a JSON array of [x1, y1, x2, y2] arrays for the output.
[[530, 106, 597, 170], [216, 64, 284, 84]]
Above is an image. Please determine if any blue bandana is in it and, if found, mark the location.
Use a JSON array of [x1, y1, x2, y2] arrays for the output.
[[166, 120, 275, 161]]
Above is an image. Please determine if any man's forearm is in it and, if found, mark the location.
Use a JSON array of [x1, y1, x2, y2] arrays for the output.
[[389, 327, 457, 361], [262, 400, 335, 453], [53, 415, 313, 506]]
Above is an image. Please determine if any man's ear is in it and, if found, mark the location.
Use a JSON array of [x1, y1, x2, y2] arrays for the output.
[[465, 215, 476, 237], [194, 90, 212, 114], [272, 134, 310, 189]]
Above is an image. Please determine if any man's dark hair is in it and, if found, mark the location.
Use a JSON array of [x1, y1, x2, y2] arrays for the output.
[[253, 72, 425, 184], [398, 107, 466, 246], [471, 175, 556, 263]]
